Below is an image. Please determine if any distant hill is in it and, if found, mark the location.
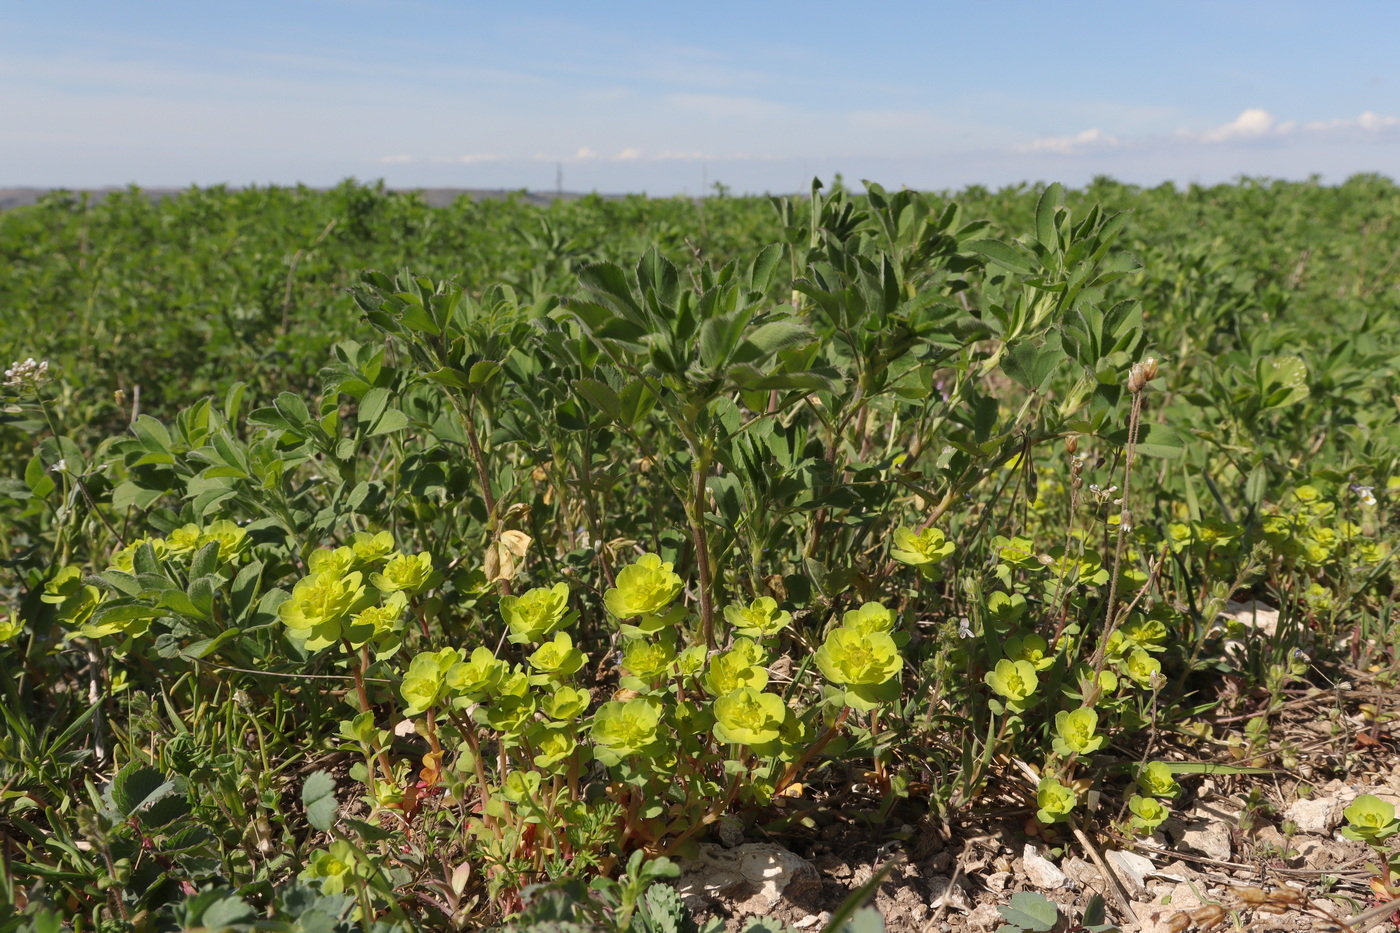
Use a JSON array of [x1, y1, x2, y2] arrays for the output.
[[0, 186, 626, 211]]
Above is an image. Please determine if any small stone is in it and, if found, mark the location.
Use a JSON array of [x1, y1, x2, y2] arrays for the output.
[[1285, 795, 1346, 835], [984, 871, 1012, 892], [967, 903, 1003, 932], [1105, 849, 1155, 894], [1180, 816, 1232, 862], [1022, 843, 1068, 890], [676, 842, 819, 910], [717, 815, 745, 848], [1061, 855, 1102, 889], [926, 874, 971, 912]]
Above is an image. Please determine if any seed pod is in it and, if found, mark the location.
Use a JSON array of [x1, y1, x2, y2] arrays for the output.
[[1128, 357, 1160, 393]]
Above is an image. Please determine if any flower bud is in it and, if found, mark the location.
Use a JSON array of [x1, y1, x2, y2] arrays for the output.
[[1128, 357, 1160, 394]]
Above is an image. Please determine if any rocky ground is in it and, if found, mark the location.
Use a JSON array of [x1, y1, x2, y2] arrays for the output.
[[674, 677, 1400, 933]]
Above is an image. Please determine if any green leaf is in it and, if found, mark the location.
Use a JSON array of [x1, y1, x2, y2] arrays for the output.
[[107, 762, 176, 819], [302, 769, 338, 831], [997, 891, 1059, 931], [970, 239, 1037, 275], [1035, 183, 1063, 251], [1099, 423, 1186, 459], [1003, 333, 1064, 393], [574, 378, 623, 422]]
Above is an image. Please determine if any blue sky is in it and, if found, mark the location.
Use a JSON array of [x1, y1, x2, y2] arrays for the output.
[[3, 1, 1397, 194]]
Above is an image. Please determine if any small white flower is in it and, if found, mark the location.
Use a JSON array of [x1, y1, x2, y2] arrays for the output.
[[1352, 484, 1377, 507], [3, 358, 49, 388], [49, 459, 67, 473], [957, 617, 974, 639]]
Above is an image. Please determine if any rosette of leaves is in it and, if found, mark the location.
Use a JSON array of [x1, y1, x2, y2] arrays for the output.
[[1052, 708, 1106, 757], [712, 687, 787, 751], [723, 596, 792, 638], [889, 525, 956, 576], [604, 553, 682, 619], [814, 627, 903, 711], [590, 696, 666, 766], [501, 582, 576, 644]]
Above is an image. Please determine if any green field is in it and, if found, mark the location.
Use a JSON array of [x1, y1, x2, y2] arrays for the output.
[[1, 175, 1399, 931]]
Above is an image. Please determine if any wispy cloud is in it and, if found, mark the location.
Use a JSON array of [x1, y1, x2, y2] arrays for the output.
[[1013, 128, 1119, 154], [1013, 108, 1400, 157], [427, 154, 502, 164]]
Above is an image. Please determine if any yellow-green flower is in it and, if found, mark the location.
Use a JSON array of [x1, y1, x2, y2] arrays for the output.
[[309, 546, 357, 577], [1053, 708, 1106, 757], [300, 840, 361, 895], [1136, 762, 1180, 799], [590, 697, 664, 766], [603, 553, 682, 619], [1005, 632, 1054, 671], [446, 646, 506, 700], [1036, 776, 1076, 823], [278, 571, 368, 651], [108, 536, 167, 572], [165, 524, 203, 555], [723, 597, 792, 638], [0, 614, 23, 644], [621, 636, 675, 680], [712, 688, 786, 748], [702, 647, 768, 697], [370, 551, 437, 595], [528, 632, 587, 681], [527, 722, 580, 769], [346, 592, 407, 650], [814, 627, 903, 711], [351, 530, 396, 564], [889, 526, 955, 570], [501, 582, 575, 644], [1121, 648, 1162, 686], [986, 591, 1028, 625], [542, 685, 590, 721], [400, 647, 462, 716], [199, 519, 249, 563], [984, 658, 1039, 707], [1342, 795, 1400, 842], [1128, 794, 1169, 833], [840, 602, 896, 635]]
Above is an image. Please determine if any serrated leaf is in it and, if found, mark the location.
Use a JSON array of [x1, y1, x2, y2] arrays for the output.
[[302, 770, 338, 831], [107, 762, 175, 819]]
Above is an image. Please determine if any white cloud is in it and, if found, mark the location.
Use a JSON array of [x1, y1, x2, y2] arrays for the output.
[[1305, 110, 1400, 132], [575, 146, 598, 159], [428, 154, 502, 164], [615, 147, 642, 160], [1199, 108, 1290, 142], [1013, 128, 1118, 154]]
